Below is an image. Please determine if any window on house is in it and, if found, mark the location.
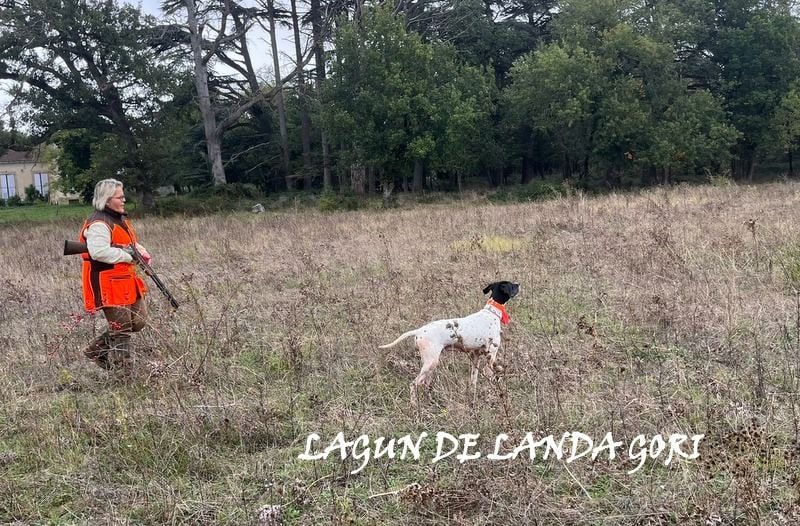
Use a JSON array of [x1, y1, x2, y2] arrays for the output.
[[0, 174, 15, 199], [33, 173, 49, 196]]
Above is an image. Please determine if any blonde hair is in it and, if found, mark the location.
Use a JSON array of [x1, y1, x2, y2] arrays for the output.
[[92, 179, 123, 211]]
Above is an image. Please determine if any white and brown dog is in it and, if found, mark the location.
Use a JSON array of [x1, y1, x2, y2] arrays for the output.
[[380, 281, 520, 400]]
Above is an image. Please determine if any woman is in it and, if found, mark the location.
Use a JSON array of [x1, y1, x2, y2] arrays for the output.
[[79, 178, 152, 370]]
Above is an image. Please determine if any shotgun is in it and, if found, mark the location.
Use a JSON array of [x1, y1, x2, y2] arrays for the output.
[[64, 240, 180, 309]]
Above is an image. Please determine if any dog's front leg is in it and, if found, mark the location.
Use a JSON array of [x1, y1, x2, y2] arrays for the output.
[[469, 352, 483, 404], [484, 339, 501, 377]]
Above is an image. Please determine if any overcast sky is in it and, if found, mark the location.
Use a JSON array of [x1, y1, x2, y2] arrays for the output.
[[130, 0, 297, 74]]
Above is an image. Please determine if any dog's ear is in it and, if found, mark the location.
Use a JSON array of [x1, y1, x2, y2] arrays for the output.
[[483, 282, 497, 295]]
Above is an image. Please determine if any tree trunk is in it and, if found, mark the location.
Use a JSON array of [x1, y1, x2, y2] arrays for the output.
[[185, 0, 227, 185], [412, 158, 424, 192], [289, 0, 313, 188], [351, 164, 365, 195], [582, 155, 590, 180], [310, 0, 332, 190], [338, 142, 348, 188], [268, 0, 291, 189], [367, 166, 376, 195], [322, 133, 332, 189], [521, 155, 534, 184]]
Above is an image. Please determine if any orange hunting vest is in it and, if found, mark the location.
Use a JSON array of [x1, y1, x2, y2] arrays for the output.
[[79, 210, 147, 312]]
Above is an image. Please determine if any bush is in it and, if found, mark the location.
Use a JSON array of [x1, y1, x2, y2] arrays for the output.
[[707, 169, 734, 187], [189, 183, 263, 200], [317, 189, 361, 212], [6, 195, 23, 207], [149, 183, 267, 217], [488, 180, 570, 203], [150, 195, 248, 217], [24, 184, 44, 202]]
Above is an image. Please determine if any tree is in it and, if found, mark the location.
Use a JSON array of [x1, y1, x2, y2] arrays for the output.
[[161, 0, 312, 187], [709, 1, 800, 179], [0, 0, 175, 204], [323, 4, 489, 192], [504, 0, 740, 185], [771, 88, 800, 176], [289, 0, 314, 187], [504, 44, 604, 179], [435, 64, 498, 190]]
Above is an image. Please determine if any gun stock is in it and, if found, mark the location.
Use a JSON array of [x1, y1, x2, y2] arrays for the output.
[[63, 240, 88, 255]]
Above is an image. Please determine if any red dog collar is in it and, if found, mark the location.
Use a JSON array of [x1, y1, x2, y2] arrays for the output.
[[485, 299, 510, 325]]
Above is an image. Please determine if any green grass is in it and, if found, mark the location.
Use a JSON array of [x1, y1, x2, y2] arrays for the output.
[[0, 203, 93, 225]]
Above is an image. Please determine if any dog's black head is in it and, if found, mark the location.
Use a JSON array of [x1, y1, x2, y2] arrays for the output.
[[482, 281, 520, 304]]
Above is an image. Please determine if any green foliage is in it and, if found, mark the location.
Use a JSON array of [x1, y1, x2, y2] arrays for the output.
[[642, 90, 741, 173], [3, 0, 800, 196], [187, 183, 263, 200], [708, 171, 735, 187], [504, 1, 740, 184], [23, 185, 45, 202], [322, 5, 495, 185], [317, 189, 361, 212], [49, 129, 99, 201], [504, 43, 605, 175], [710, 2, 800, 174], [0, 0, 184, 200], [5, 195, 23, 207], [488, 179, 572, 203], [770, 88, 800, 157], [151, 184, 265, 217]]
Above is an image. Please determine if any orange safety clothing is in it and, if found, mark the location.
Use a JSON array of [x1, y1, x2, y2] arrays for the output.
[[79, 209, 147, 311]]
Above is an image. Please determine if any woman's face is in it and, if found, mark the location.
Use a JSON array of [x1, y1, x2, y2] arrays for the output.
[[107, 186, 126, 214]]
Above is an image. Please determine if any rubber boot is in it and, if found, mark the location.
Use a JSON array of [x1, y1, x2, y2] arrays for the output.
[[107, 335, 133, 371], [84, 333, 112, 370]]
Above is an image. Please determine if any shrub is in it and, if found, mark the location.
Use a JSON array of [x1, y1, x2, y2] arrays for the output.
[[488, 180, 570, 203], [708, 170, 735, 187], [150, 195, 247, 217], [24, 184, 44, 202], [149, 183, 267, 217], [6, 195, 23, 207], [189, 183, 263, 200], [317, 189, 361, 212]]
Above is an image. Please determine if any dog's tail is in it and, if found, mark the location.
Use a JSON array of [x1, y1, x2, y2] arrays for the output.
[[379, 330, 418, 349]]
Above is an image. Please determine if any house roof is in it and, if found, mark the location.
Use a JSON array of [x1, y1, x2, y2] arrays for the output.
[[0, 149, 43, 164]]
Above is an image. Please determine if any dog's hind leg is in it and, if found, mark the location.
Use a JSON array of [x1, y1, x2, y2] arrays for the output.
[[410, 340, 441, 403]]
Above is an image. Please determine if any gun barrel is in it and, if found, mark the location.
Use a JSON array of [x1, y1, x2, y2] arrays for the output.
[[132, 251, 180, 309], [63, 240, 88, 256]]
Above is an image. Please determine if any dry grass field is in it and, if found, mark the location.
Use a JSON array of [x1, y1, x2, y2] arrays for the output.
[[3, 181, 800, 524]]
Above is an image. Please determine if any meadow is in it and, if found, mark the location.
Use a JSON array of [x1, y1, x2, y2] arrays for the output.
[[2, 181, 800, 524]]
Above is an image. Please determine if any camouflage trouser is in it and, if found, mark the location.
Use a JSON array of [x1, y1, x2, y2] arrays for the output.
[[84, 297, 147, 370]]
